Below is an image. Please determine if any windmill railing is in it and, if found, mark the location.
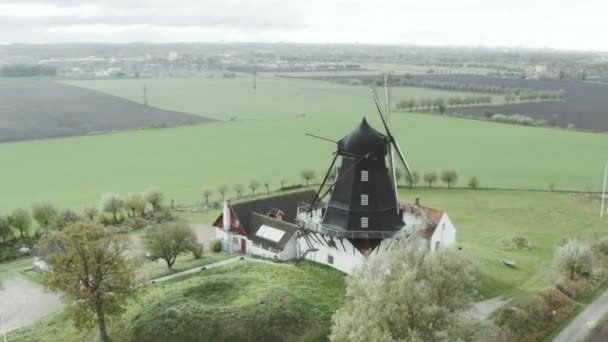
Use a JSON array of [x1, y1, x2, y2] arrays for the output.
[[318, 226, 400, 239]]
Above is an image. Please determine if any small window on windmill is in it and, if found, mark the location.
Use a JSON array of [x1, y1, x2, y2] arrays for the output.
[[361, 217, 369, 228], [327, 255, 334, 264], [361, 170, 368, 182], [361, 194, 368, 206]]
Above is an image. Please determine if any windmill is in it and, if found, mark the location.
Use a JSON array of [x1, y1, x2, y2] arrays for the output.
[[304, 74, 415, 255]]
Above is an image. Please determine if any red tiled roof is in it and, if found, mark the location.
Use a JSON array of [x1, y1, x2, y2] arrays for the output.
[[400, 201, 445, 239]]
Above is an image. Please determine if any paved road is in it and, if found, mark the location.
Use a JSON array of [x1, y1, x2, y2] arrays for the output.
[[553, 289, 608, 342]]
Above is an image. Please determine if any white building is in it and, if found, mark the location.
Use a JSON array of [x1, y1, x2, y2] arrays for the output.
[[212, 191, 456, 274], [213, 191, 316, 261], [295, 198, 457, 274]]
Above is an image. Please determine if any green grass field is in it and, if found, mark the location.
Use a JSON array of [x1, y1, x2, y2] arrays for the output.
[[0, 112, 605, 214], [9, 261, 345, 342], [401, 188, 607, 298], [64, 76, 504, 120]]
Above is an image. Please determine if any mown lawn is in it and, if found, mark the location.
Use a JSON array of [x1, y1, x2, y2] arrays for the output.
[[400, 188, 608, 298], [0, 112, 605, 214], [9, 261, 346, 342]]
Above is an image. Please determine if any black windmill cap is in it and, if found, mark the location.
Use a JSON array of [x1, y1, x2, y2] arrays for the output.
[[337, 117, 388, 158]]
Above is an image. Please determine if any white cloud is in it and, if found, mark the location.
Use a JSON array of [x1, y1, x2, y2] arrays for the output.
[[0, 0, 606, 51]]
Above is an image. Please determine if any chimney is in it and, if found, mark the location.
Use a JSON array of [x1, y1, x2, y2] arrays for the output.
[[222, 200, 231, 231], [415, 198, 420, 206]]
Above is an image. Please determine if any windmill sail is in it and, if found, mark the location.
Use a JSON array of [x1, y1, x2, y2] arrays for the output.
[[369, 87, 414, 178]]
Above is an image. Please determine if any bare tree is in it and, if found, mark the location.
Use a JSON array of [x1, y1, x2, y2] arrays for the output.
[[144, 187, 163, 212], [440, 170, 459, 189], [217, 185, 228, 200], [233, 184, 244, 199], [100, 193, 124, 223], [405, 171, 420, 188], [263, 181, 270, 195], [82, 205, 99, 221], [300, 169, 316, 187], [32, 203, 58, 232], [8, 208, 31, 239], [423, 172, 438, 189], [202, 188, 213, 204], [249, 180, 260, 197]]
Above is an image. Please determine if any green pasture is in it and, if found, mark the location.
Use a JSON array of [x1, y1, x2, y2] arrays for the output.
[[64, 76, 504, 120], [0, 112, 606, 215], [401, 188, 608, 298]]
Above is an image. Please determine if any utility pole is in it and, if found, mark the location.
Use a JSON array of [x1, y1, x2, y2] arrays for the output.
[[253, 65, 257, 90], [143, 84, 148, 106], [601, 163, 607, 218]]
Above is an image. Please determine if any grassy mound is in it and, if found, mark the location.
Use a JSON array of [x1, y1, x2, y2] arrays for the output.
[[10, 261, 345, 342]]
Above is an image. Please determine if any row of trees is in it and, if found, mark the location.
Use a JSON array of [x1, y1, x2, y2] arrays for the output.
[[201, 171, 317, 204], [398, 78, 560, 96], [0, 188, 165, 242], [397, 170, 479, 190], [504, 90, 564, 102], [97, 188, 164, 224], [198, 169, 480, 206], [0, 64, 57, 77], [396, 95, 493, 112]]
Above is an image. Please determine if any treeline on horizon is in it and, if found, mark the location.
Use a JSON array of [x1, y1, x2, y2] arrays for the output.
[[0, 64, 58, 77]]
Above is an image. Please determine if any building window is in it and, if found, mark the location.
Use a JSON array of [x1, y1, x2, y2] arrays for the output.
[[435, 241, 441, 251], [361, 170, 368, 182], [361, 217, 368, 228], [361, 194, 368, 206], [327, 255, 334, 264], [232, 237, 239, 244]]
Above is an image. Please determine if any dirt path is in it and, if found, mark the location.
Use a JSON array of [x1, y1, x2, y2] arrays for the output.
[[472, 296, 510, 321], [149, 256, 293, 284], [553, 289, 608, 342], [0, 276, 63, 333]]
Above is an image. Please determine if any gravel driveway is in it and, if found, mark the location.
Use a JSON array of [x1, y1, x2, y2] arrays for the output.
[[0, 276, 63, 332]]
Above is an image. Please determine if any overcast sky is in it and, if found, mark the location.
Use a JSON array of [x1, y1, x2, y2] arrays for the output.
[[0, 0, 606, 51]]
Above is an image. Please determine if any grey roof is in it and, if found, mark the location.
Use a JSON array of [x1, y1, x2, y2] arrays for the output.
[[231, 190, 316, 236], [248, 212, 299, 251]]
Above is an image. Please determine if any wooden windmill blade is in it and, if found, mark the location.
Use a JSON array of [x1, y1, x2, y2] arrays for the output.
[[369, 87, 414, 178]]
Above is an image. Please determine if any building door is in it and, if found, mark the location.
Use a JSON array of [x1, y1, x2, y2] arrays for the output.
[[241, 239, 247, 254]]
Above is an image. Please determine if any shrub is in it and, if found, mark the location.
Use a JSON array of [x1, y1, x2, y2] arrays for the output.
[[190, 243, 204, 259], [501, 236, 535, 250], [153, 207, 173, 223], [554, 239, 593, 280], [209, 239, 222, 253], [494, 289, 573, 341], [123, 217, 147, 230], [596, 239, 608, 255]]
